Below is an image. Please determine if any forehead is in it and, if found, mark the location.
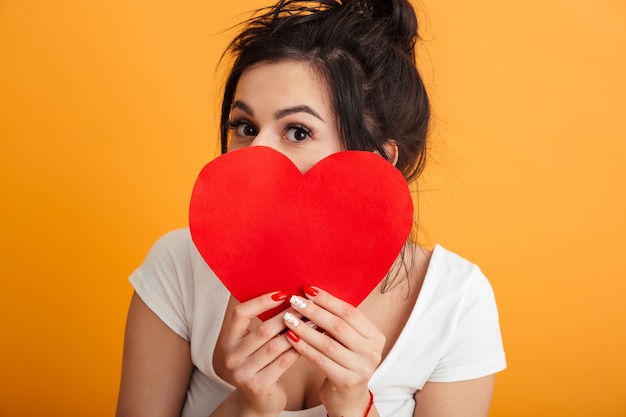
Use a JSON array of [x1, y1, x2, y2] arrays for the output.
[[233, 60, 332, 110]]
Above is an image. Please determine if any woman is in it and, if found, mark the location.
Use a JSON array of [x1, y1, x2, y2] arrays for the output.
[[116, 1, 506, 416]]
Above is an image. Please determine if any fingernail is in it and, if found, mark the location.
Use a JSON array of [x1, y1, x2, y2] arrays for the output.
[[290, 295, 307, 309], [286, 330, 300, 343], [283, 312, 300, 327], [303, 285, 319, 297], [271, 292, 288, 302]]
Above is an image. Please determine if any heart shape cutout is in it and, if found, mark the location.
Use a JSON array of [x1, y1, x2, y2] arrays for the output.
[[189, 146, 413, 320]]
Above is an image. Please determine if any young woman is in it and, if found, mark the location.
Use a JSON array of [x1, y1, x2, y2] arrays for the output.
[[116, 1, 506, 416]]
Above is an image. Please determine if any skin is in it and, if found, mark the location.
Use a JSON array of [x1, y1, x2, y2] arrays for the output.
[[226, 60, 343, 173], [116, 61, 496, 417]]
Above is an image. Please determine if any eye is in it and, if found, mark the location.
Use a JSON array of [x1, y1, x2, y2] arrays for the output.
[[284, 125, 311, 142], [228, 120, 258, 137]]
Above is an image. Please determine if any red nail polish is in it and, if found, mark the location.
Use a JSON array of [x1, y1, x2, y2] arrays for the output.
[[271, 292, 288, 301], [286, 330, 300, 343], [303, 285, 319, 297]]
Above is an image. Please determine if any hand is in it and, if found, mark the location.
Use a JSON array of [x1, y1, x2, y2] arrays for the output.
[[282, 286, 385, 417], [220, 292, 301, 417]]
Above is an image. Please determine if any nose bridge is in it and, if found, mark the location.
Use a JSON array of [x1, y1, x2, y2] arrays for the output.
[[249, 128, 276, 149]]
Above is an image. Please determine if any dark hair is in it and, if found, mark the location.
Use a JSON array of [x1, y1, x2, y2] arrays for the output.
[[219, 0, 430, 184]]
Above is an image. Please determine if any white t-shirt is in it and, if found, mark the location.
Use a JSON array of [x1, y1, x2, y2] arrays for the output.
[[130, 228, 506, 417]]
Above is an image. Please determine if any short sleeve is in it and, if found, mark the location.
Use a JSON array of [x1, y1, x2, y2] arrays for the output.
[[129, 229, 195, 341], [427, 266, 506, 382]]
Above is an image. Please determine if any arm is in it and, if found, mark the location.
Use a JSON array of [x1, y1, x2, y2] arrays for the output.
[[414, 375, 496, 417], [116, 292, 194, 417]]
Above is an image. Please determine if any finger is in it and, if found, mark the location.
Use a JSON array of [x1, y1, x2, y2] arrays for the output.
[[283, 306, 356, 367], [231, 331, 297, 383], [286, 292, 385, 375], [254, 343, 301, 383], [223, 291, 288, 349], [235, 314, 294, 366], [232, 347, 301, 403], [282, 319, 360, 387], [283, 296, 360, 364], [303, 286, 381, 339], [288, 293, 371, 354], [224, 307, 295, 377]]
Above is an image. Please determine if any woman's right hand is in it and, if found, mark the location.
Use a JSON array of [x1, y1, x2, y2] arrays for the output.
[[218, 292, 301, 417]]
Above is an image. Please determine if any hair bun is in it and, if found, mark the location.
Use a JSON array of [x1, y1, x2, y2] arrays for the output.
[[344, 0, 418, 56], [345, 1, 375, 17]]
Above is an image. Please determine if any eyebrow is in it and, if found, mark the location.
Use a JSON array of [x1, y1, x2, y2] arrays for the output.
[[233, 100, 324, 122], [275, 105, 324, 121]]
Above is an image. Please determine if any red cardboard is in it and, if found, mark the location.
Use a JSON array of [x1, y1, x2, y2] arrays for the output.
[[189, 146, 413, 320]]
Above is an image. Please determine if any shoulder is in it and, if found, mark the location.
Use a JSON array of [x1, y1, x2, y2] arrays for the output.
[[129, 228, 207, 340], [425, 245, 495, 304], [423, 245, 507, 382], [422, 245, 501, 337], [142, 228, 197, 260], [135, 228, 208, 274], [428, 245, 481, 279]]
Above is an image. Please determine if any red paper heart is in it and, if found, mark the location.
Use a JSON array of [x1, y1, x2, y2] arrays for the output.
[[189, 146, 413, 320]]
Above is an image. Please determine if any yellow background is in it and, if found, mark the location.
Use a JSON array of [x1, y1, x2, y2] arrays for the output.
[[1, 0, 625, 416]]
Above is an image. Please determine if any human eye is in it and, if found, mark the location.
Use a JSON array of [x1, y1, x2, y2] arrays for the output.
[[227, 120, 258, 137], [283, 124, 312, 142]]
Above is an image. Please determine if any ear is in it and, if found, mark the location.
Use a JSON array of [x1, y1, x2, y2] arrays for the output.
[[382, 139, 399, 166]]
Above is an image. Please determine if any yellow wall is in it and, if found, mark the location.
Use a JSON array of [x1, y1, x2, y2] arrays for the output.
[[1, 1, 624, 416]]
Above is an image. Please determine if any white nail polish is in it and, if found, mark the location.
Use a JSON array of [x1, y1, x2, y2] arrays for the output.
[[290, 295, 307, 309], [283, 312, 300, 327]]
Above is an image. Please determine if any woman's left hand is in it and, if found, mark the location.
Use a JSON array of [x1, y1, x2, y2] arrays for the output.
[[282, 286, 385, 417]]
